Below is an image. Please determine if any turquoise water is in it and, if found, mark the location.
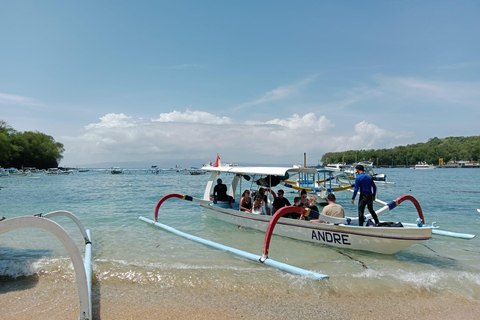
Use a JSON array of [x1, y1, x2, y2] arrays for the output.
[[1, 168, 480, 301]]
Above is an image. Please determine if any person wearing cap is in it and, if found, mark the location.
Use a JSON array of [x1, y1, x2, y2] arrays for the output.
[[310, 193, 345, 222], [351, 164, 380, 226]]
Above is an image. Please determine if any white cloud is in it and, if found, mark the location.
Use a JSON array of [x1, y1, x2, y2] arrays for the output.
[[369, 75, 480, 107], [392, 77, 480, 106], [153, 109, 232, 124], [0, 92, 43, 107], [61, 110, 407, 167], [85, 113, 137, 129], [263, 113, 334, 132], [323, 75, 480, 113], [235, 75, 317, 110]]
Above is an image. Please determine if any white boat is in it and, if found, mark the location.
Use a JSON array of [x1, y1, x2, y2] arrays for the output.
[[339, 162, 391, 184], [325, 163, 345, 171], [0, 168, 9, 177], [149, 165, 160, 174], [152, 164, 445, 255], [413, 162, 436, 169], [45, 168, 71, 175], [2, 167, 29, 177], [110, 167, 124, 174]]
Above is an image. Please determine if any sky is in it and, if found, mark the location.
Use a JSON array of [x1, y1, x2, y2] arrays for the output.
[[1, 1, 479, 168]]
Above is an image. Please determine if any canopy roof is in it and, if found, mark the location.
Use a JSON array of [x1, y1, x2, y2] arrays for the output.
[[201, 165, 319, 176]]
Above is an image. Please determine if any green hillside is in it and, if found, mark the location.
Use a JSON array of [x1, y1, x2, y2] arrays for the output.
[[321, 136, 480, 167]]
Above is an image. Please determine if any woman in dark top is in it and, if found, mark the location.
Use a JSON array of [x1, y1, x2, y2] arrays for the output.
[[240, 190, 252, 213]]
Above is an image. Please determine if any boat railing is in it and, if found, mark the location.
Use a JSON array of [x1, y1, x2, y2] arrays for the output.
[[0, 211, 92, 320]]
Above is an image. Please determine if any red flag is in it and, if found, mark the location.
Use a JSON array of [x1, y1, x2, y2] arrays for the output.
[[213, 154, 220, 167]]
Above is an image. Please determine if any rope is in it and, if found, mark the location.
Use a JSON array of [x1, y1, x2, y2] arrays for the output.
[[335, 250, 368, 269]]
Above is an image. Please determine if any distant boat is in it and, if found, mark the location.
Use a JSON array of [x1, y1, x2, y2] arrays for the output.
[[189, 169, 206, 175], [46, 168, 71, 175], [110, 167, 124, 174], [149, 166, 160, 174], [413, 162, 436, 170], [339, 162, 391, 184], [0, 168, 9, 177], [3, 167, 29, 177], [325, 163, 345, 171]]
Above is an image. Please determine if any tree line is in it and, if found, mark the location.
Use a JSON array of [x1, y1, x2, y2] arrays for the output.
[[321, 136, 480, 167], [0, 120, 64, 169]]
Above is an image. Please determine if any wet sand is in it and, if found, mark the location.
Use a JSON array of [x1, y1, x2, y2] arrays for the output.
[[2, 277, 480, 320]]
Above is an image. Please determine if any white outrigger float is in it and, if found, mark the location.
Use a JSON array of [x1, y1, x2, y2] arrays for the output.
[[151, 164, 475, 256], [0, 211, 93, 320]]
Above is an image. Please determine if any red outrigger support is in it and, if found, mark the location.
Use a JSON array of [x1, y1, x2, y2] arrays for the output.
[[154, 193, 194, 222], [260, 206, 307, 262], [387, 195, 425, 224]]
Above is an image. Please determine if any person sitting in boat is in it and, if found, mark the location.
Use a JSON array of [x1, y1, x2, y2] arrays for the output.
[[255, 187, 271, 215], [272, 189, 291, 213], [310, 193, 344, 223], [299, 189, 309, 208], [307, 195, 319, 212], [301, 195, 321, 221], [251, 196, 267, 215], [280, 196, 302, 220], [240, 190, 252, 213], [213, 178, 233, 208]]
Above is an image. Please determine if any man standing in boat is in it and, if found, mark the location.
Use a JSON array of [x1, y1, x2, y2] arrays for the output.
[[351, 164, 380, 226]]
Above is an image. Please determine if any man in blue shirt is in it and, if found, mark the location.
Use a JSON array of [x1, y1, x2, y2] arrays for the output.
[[351, 164, 380, 226]]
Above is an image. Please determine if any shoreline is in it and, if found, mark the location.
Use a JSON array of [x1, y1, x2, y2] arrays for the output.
[[2, 277, 480, 319]]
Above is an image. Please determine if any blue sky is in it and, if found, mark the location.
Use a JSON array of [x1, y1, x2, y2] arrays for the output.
[[1, 1, 479, 167]]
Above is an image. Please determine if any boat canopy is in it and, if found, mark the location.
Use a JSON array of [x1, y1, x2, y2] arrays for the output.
[[201, 165, 318, 177]]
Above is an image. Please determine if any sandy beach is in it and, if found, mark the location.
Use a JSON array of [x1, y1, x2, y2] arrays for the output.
[[2, 276, 480, 320]]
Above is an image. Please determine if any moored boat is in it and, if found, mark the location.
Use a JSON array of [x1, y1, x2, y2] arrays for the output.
[[150, 162, 468, 255], [45, 168, 71, 175], [149, 165, 160, 174], [340, 162, 391, 184], [325, 163, 345, 171], [0, 168, 9, 177], [189, 169, 206, 175], [110, 167, 124, 174], [413, 162, 436, 169], [2, 167, 29, 177]]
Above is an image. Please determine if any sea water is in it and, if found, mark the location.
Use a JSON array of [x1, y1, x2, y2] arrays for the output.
[[1, 168, 480, 306]]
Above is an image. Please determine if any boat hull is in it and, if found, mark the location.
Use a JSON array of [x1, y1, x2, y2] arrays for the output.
[[200, 204, 432, 254]]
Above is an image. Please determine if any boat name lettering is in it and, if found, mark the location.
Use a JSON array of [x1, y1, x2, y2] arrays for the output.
[[311, 230, 350, 245]]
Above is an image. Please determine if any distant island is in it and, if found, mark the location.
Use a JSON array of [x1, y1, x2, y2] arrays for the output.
[[321, 136, 480, 167]]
